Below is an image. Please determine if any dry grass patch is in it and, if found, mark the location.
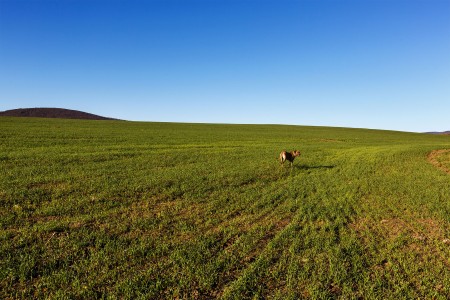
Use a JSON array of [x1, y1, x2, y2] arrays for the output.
[[351, 216, 448, 245], [428, 149, 450, 174], [350, 216, 450, 270]]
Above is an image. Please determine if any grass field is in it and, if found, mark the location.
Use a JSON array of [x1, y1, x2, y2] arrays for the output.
[[1, 117, 450, 299]]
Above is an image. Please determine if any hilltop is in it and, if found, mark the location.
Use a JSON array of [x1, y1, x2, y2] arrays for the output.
[[426, 131, 450, 135], [0, 108, 116, 120]]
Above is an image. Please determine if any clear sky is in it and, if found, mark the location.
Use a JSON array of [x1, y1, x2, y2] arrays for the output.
[[0, 0, 449, 132]]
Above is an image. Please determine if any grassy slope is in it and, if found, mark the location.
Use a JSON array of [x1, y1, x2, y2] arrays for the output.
[[1, 117, 450, 299]]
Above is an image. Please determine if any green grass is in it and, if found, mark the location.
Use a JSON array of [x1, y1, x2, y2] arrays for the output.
[[1, 117, 450, 299]]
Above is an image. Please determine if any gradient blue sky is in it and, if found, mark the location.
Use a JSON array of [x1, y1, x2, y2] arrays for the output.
[[0, 0, 449, 132]]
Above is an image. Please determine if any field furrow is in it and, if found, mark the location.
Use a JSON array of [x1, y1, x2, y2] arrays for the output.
[[1, 118, 450, 299]]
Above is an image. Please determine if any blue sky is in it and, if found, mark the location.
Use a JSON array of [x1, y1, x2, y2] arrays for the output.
[[0, 0, 449, 132]]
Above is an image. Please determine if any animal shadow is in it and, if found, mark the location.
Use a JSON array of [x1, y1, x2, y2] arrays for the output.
[[294, 164, 335, 170]]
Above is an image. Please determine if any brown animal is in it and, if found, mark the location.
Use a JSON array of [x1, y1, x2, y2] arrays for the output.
[[279, 150, 301, 167]]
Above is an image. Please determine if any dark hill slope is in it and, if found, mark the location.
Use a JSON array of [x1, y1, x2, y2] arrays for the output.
[[426, 131, 450, 135], [0, 108, 116, 120]]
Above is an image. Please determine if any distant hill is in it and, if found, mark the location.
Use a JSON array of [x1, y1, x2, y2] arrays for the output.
[[426, 131, 450, 135], [0, 108, 117, 120]]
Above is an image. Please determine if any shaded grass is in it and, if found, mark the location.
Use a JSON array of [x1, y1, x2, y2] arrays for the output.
[[1, 117, 450, 299]]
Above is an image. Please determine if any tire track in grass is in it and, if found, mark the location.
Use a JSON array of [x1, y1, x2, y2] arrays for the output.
[[148, 197, 296, 299], [217, 161, 352, 298], [217, 166, 327, 297], [219, 211, 305, 300], [108, 172, 299, 298], [178, 173, 301, 298], [206, 197, 296, 296]]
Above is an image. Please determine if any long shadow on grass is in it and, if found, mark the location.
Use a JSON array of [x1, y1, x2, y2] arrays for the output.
[[294, 164, 335, 170]]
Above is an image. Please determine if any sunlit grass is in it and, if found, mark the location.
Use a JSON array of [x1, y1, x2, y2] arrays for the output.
[[1, 117, 450, 299]]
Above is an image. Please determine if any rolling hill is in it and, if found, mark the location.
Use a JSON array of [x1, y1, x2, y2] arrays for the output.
[[426, 131, 450, 135], [0, 107, 116, 120]]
